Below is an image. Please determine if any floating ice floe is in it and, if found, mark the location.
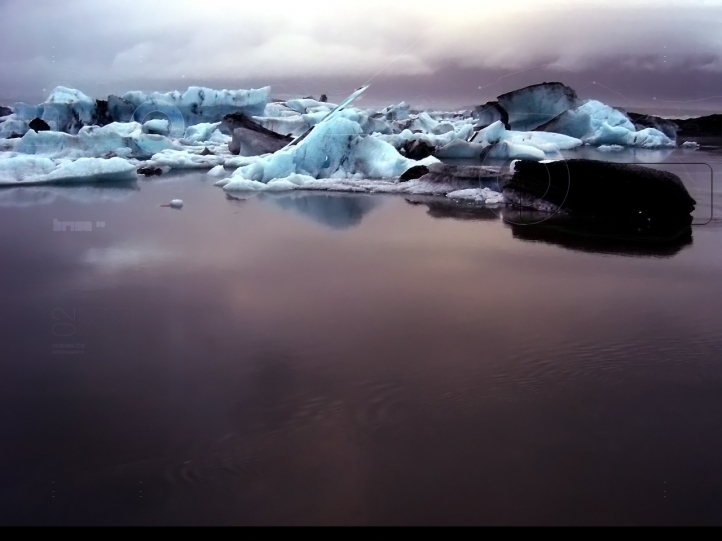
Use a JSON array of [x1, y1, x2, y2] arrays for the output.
[[0, 156, 138, 185], [681, 141, 700, 149]]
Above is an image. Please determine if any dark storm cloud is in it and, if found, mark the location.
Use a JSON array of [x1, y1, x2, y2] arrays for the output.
[[0, 0, 720, 112]]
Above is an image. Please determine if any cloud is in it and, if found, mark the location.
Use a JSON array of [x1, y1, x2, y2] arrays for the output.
[[0, 0, 720, 104]]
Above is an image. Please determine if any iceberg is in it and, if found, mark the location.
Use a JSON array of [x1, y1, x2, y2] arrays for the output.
[[0, 156, 137, 185], [11, 122, 177, 159], [497, 82, 578, 131]]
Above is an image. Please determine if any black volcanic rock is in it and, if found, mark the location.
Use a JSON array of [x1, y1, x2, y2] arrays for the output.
[[399, 165, 429, 182], [497, 82, 578, 131], [0, 105, 12, 118], [29, 117, 50, 132], [222, 113, 293, 156], [625, 112, 678, 140], [320, 94, 328, 103], [200, 147, 215, 156], [503, 159, 696, 232]]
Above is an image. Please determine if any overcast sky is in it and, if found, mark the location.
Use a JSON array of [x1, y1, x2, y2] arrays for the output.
[[1, 0, 721, 113]]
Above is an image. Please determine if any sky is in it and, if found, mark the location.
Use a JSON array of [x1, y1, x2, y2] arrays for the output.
[[0, 0, 721, 113]]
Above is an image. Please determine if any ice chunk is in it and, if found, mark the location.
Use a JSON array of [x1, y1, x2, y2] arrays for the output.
[[0, 156, 137, 185], [13, 122, 177, 159], [682, 141, 700, 149], [182, 122, 221, 143], [108, 86, 271, 126], [539, 100, 674, 148], [497, 82, 578, 131], [148, 148, 226, 169], [143, 119, 170, 135], [598, 144, 625, 152], [207, 165, 227, 177], [446, 188, 505, 205], [12, 86, 97, 134], [168, 199, 184, 209]]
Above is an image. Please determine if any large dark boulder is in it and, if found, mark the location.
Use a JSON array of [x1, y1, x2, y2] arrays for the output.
[[222, 112, 292, 156], [497, 82, 578, 131], [0, 105, 12, 118], [29, 117, 50, 132], [503, 159, 696, 232]]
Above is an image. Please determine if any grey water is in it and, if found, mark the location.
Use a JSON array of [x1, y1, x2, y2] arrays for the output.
[[1, 148, 722, 525]]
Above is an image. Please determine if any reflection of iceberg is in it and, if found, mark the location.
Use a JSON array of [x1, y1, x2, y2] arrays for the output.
[[261, 192, 380, 230], [502, 209, 693, 258], [0, 183, 138, 208], [405, 196, 500, 221]]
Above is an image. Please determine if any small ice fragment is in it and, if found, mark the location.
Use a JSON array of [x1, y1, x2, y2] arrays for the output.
[[207, 165, 226, 177], [161, 199, 184, 209], [681, 141, 700, 149]]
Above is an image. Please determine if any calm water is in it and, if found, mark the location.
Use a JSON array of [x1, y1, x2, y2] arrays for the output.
[[1, 148, 722, 525]]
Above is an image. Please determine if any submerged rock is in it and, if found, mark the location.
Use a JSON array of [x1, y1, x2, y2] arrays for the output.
[[503, 159, 696, 231]]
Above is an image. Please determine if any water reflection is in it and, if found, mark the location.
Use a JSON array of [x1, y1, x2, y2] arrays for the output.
[[227, 192, 380, 230], [405, 196, 500, 221], [0, 183, 138, 208], [501, 209, 693, 257]]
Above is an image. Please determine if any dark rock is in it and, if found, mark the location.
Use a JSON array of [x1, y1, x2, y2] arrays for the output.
[[403, 139, 436, 160], [625, 111, 678, 140], [7, 132, 23, 139], [399, 165, 429, 182], [200, 147, 215, 156], [303, 96, 315, 100], [222, 112, 292, 156], [29, 117, 50, 132], [497, 82, 578, 131], [137, 166, 163, 177], [503, 159, 696, 232], [320, 94, 328, 103], [0, 105, 12, 118], [472, 101, 509, 129]]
